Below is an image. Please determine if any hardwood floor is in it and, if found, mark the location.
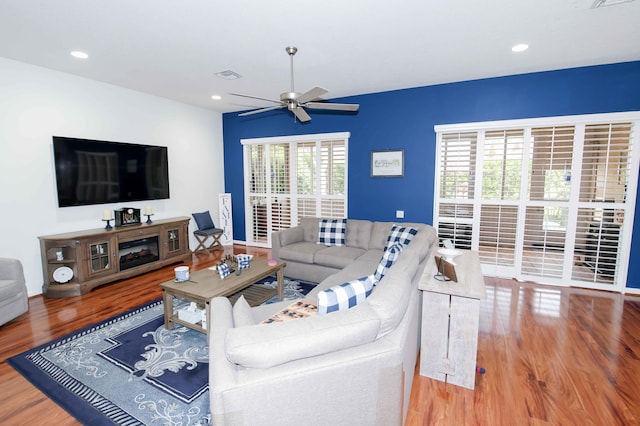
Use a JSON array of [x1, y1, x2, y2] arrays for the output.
[[1, 246, 640, 425]]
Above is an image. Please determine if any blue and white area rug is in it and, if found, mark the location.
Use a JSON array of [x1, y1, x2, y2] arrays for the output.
[[7, 276, 316, 425]]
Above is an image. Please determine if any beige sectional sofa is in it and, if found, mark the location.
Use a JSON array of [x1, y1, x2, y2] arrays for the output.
[[208, 218, 438, 425]]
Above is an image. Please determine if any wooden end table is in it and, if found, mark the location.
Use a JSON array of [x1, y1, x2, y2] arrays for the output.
[[418, 250, 486, 389], [159, 258, 286, 339]]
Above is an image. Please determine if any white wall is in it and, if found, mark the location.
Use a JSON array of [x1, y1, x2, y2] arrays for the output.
[[0, 58, 225, 296]]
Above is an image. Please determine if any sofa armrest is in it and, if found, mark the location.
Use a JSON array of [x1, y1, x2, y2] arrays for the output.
[[271, 226, 305, 260], [0, 258, 25, 283], [226, 305, 381, 368], [209, 297, 238, 406]]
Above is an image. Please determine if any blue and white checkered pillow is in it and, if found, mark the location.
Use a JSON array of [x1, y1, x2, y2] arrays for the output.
[[237, 254, 251, 270], [384, 224, 418, 251], [218, 263, 230, 279], [317, 218, 347, 246], [317, 275, 376, 315], [374, 243, 403, 282]]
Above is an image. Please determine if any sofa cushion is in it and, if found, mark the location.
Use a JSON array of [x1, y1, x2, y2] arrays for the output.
[[278, 241, 326, 263], [233, 295, 256, 327], [367, 251, 419, 338], [356, 249, 384, 263], [280, 226, 304, 246], [369, 222, 394, 250], [225, 306, 381, 368], [401, 224, 436, 262], [373, 243, 403, 282], [317, 275, 376, 315], [317, 218, 347, 246], [299, 217, 321, 242], [314, 246, 366, 269], [384, 224, 418, 251], [306, 259, 379, 300], [344, 219, 373, 250]]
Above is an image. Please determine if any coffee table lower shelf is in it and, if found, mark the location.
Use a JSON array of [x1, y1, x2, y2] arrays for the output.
[[167, 285, 277, 333], [228, 284, 277, 306], [168, 315, 207, 333]]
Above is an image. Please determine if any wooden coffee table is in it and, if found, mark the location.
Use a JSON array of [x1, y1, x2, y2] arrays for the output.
[[160, 258, 286, 338]]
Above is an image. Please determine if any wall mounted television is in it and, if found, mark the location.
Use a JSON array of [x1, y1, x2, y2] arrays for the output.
[[52, 136, 170, 207]]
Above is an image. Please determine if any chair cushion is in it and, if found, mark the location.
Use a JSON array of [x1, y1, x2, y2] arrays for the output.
[[192, 211, 215, 230], [317, 218, 347, 246], [194, 227, 223, 237]]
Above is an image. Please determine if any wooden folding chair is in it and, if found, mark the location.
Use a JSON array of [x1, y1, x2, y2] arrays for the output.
[[192, 211, 224, 254]]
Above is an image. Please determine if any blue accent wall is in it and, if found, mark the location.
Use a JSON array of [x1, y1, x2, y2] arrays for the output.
[[223, 61, 640, 288]]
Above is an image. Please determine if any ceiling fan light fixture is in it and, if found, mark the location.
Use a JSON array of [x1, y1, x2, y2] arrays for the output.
[[211, 94, 222, 100], [215, 70, 242, 80]]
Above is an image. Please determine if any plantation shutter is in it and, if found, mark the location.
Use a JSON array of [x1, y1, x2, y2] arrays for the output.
[[242, 132, 349, 247], [434, 112, 639, 292], [295, 142, 317, 223], [571, 122, 632, 283], [269, 144, 292, 234], [436, 132, 476, 249], [320, 139, 346, 218], [478, 130, 523, 269], [521, 126, 574, 279]]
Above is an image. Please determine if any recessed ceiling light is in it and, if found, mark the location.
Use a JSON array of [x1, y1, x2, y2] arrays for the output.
[[215, 70, 242, 80], [70, 50, 89, 59], [211, 95, 222, 100], [511, 44, 529, 53]]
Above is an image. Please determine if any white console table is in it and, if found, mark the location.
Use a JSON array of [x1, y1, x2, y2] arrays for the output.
[[418, 250, 486, 389]]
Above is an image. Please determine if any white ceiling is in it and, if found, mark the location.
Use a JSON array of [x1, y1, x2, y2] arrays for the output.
[[1, 0, 639, 114]]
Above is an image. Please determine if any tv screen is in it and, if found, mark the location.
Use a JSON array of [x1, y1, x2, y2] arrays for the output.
[[53, 136, 170, 207]]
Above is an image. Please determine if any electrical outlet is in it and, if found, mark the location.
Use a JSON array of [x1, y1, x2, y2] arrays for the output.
[[396, 210, 405, 219]]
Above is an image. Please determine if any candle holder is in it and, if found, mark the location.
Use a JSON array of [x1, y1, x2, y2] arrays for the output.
[[145, 214, 154, 224], [103, 219, 113, 230]]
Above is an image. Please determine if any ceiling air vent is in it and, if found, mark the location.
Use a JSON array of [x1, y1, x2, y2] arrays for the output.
[[215, 70, 242, 80]]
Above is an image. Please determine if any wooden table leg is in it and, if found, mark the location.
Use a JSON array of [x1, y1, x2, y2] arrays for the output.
[[162, 289, 174, 330], [276, 265, 285, 300]]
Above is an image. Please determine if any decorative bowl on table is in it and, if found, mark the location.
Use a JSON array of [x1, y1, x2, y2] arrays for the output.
[[438, 248, 463, 265]]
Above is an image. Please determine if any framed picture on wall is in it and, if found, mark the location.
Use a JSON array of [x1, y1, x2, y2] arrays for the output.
[[371, 149, 404, 177]]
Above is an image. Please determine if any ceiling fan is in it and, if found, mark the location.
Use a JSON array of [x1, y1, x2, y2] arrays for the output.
[[231, 46, 359, 122]]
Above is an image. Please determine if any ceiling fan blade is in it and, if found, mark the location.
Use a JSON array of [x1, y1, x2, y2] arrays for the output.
[[292, 106, 311, 122], [229, 93, 282, 104], [305, 102, 360, 112], [296, 87, 328, 104], [238, 106, 284, 117]]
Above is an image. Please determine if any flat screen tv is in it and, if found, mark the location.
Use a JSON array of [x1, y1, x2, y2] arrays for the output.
[[53, 136, 170, 207]]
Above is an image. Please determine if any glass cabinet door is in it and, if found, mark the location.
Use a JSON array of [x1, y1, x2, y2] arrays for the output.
[[166, 227, 181, 253], [88, 239, 114, 276]]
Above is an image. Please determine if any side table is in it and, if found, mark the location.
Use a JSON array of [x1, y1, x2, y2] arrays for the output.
[[418, 250, 486, 389]]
